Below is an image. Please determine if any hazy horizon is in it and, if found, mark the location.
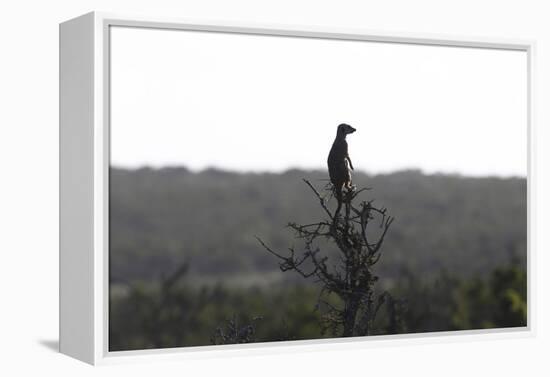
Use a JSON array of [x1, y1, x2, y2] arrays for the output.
[[110, 163, 527, 179]]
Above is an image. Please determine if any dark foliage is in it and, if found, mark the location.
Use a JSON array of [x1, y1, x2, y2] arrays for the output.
[[211, 315, 263, 345], [109, 262, 526, 350]]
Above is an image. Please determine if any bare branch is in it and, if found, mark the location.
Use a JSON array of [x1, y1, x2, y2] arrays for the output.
[[255, 236, 287, 260], [303, 179, 334, 218]]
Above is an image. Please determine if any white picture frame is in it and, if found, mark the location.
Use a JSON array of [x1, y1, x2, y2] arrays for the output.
[[59, 11, 536, 365]]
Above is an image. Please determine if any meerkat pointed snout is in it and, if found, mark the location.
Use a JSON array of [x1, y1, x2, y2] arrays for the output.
[[337, 123, 356, 136]]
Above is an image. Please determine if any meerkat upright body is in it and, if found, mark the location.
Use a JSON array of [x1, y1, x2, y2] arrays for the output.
[[328, 123, 356, 205]]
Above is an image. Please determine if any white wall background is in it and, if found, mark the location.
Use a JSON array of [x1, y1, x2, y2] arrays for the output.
[[0, 0, 548, 376]]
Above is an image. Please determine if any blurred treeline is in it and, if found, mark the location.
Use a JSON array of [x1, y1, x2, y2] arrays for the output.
[[109, 167, 527, 351]]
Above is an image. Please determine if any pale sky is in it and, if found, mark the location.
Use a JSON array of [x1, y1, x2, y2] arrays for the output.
[[110, 26, 527, 177]]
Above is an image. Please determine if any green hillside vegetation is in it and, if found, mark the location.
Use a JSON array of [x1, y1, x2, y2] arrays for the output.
[[110, 167, 526, 285], [108, 166, 527, 350]]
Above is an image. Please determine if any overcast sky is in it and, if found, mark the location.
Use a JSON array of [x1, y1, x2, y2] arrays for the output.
[[110, 26, 527, 177]]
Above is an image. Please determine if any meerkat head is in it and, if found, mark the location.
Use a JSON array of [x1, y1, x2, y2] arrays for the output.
[[337, 123, 356, 137]]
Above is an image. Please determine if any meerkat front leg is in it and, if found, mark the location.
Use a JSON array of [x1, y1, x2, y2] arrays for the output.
[[346, 155, 354, 171]]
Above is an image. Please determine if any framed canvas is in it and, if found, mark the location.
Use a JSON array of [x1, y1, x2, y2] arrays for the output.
[[59, 11, 535, 365]]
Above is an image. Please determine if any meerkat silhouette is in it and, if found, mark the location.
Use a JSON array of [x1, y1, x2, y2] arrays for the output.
[[327, 123, 356, 216]]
